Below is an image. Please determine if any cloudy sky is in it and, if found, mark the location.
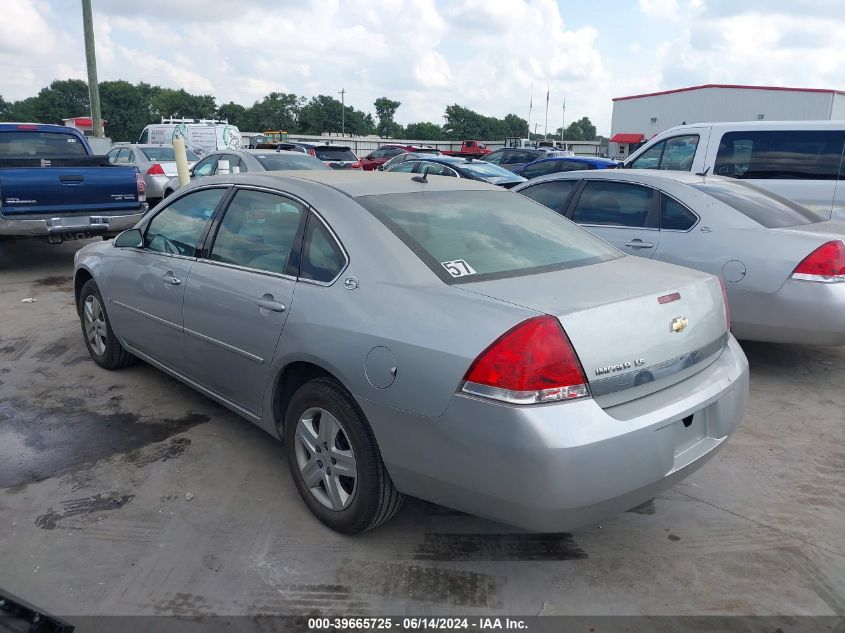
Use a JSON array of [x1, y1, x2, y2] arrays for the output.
[[2, 0, 844, 134]]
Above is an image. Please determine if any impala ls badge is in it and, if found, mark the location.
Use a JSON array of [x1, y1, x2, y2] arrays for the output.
[[671, 317, 689, 333]]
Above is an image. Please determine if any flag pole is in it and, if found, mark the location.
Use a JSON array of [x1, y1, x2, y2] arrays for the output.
[[544, 87, 550, 139]]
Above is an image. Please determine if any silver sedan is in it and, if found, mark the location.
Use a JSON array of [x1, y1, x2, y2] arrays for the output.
[[107, 144, 199, 204], [73, 172, 748, 534], [162, 149, 328, 198], [516, 170, 845, 345]]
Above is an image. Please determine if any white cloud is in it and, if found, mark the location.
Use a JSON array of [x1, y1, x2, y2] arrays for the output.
[[414, 51, 453, 88]]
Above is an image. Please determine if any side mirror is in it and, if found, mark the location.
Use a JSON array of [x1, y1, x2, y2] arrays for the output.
[[114, 228, 143, 248]]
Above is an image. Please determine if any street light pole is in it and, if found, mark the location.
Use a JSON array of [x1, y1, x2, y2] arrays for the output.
[[81, 0, 103, 138], [338, 88, 346, 136]]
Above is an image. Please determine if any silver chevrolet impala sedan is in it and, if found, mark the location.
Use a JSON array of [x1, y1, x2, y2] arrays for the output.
[[73, 171, 749, 534]]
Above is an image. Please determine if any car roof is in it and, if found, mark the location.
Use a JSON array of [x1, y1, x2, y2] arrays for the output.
[[532, 156, 617, 164], [515, 168, 717, 189], [202, 170, 502, 197], [241, 149, 312, 156]]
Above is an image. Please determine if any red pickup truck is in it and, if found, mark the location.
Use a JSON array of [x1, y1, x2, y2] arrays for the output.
[[441, 140, 492, 159]]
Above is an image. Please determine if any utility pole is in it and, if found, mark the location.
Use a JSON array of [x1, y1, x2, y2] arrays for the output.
[[338, 88, 346, 136], [81, 0, 103, 138]]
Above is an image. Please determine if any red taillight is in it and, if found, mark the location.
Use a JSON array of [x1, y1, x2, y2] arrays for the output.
[[309, 148, 317, 157], [461, 315, 589, 404], [146, 163, 165, 176], [718, 278, 731, 330], [134, 168, 146, 202], [792, 240, 845, 282], [351, 161, 362, 169]]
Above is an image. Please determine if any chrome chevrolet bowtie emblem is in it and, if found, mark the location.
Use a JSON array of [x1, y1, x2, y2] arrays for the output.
[[671, 317, 689, 333]]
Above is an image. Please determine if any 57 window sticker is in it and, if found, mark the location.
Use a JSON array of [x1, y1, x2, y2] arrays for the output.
[[441, 259, 476, 278]]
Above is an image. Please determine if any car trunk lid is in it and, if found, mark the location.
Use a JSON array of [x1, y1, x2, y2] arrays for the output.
[[461, 256, 728, 407]]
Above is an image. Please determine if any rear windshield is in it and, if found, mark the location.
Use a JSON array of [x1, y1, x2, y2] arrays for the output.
[[0, 131, 88, 157], [414, 148, 441, 154], [140, 147, 199, 161], [460, 161, 519, 179], [357, 190, 620, 283], [691, 179, 824, 228], [255, 153, 330, 170], [315, 147, 357, 161]]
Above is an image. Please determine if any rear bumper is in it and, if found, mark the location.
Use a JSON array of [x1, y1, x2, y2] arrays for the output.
[[359, 335, 748, 532], [730, 279, 845, 345], [0, 206, 147, 238], [144, 175, 169, 199]]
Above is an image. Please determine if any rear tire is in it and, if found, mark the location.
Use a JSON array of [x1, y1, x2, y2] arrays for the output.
[[78, 279, 137, 370], [284, 377, 403, 534]]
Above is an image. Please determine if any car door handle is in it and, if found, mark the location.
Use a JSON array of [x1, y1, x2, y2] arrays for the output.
[[625, 239, 654, 249], [256, 296, 286, 312], [60, 175, 84, 184], [162, 272, 181, 285]]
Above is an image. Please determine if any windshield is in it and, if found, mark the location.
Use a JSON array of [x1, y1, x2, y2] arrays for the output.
[[460, 161, 521, 180], [691, 179, 825, 228], [255, 153, 330, 170], [0, 131, 88, 157], [358, 190, 620, 283], [315, 147, 357, 161], [140, 147, 199, 161]]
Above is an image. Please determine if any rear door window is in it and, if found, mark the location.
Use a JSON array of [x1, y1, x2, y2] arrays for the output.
[[209, 190, 305, 274], [417, 161, 458, 177], [572, 181, 655, 227], [358, 190, 619, 283], [715, 130, 845, 180], [518, 180, 579, 214]]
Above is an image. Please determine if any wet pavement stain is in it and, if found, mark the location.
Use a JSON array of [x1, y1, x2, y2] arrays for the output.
[[627, 499, 656, 515], [35, 491, 134, 530], [413, 532, 588, 561], [32, 275, 73, 288], [0, 398, 210, 488], [339, 561, 503, 608]]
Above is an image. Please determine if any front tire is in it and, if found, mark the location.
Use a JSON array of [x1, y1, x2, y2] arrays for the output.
[[284, 377, 403, 534], [78, 279, 136, 370]]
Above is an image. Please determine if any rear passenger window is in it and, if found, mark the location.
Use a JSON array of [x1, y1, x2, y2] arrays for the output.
[[715, 131, 845, 180], [661, 195, 698, 231], [519, 180, 578, 214], [572, 181, 654, 227], [300, 216, 345, 283], [209, 190, 305, 274]]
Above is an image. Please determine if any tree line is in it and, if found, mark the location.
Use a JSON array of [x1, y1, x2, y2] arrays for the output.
[[0, 79, 599, 143]]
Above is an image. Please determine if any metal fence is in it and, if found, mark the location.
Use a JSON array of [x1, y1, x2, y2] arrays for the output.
[[242, 132, 603, 157]]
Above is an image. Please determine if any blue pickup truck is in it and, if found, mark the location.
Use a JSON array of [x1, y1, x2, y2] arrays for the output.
[[0, 123, 147, 243]]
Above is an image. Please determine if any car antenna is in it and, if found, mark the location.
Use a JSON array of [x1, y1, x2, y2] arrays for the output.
[[412, 165, 430, 183], [695, 166, 710, 177]]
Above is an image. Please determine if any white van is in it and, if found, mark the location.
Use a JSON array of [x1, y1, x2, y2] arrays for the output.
[[137, 118, 241, 156], [624, 121, 845, 220]]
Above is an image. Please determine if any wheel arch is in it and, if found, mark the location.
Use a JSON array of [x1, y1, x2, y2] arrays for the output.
[[73, 267, 95, 312], [272, 360, 353, 436]]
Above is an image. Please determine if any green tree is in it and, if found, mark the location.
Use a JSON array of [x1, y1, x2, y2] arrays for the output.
[[99, 80, 155, 142], [216, 102, 247, 128], [557, 116, 597, 141], [151, 88, 216, 120], [242, 92, 304, 132], [404, 121, 443, 140], [299, 95, 375, 135], [374, 97, 402, 137], [4, 79, 90, 124]]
